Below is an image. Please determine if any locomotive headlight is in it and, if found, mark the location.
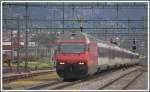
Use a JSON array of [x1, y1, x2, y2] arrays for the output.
[[59, 62, 65, 64], [79, 62, 84, 65]]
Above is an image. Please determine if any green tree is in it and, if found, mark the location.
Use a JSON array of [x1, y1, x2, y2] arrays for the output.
[[32, 33, 57, 47]]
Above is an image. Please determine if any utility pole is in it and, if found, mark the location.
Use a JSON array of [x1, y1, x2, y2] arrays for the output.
[[128, 18, 130, 50], [132, 39, 136, 52], [25, 3, 28, 72], [17, 16, 20, 73], [36, 27, 39, 58], [10, 29, 13, 69], [76, 15, 83, 33], [62, 2, 64, 34], [80, 23, 83, 32]]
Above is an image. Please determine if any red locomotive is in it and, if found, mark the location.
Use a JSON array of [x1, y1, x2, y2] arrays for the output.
[[55, 32, 139, 80]]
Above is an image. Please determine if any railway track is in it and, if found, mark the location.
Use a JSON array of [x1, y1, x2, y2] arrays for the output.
[[3, 70, 55, 83], [41, 80, 80, 90], [26, 79, 63, 90], [25, 66, 145, 90], [98, 66, 145, 90], [62, 66, 145, 90], [122, 71, 144, 90], [26, 76, 87, 90], [26, 76, 96, 90], [25, 67, 124, 90]]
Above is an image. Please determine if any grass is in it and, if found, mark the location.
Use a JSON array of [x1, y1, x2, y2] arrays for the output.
[[3, 72, 60, 90], [2, 58, 58, 90], [3, 80, 42, 90], [3, 58, 55, 70]]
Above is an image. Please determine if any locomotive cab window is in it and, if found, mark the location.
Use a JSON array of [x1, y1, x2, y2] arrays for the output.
[[58, 43, 88, 53]]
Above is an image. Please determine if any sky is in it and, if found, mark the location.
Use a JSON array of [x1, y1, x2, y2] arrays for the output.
[[2, 2, 148, 32]]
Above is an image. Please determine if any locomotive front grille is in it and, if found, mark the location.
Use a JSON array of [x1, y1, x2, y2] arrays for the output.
[[56, 62, 88, 79]]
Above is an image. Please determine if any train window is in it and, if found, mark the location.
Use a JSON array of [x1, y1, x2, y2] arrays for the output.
[[59, 43, 86, 54], [117, 50, 120, 57], [132, 55, 135, 59], [128, 53, 130, 58], [125, 52, 127, 58], [109, 48, 115, 58], [134, 55, 137, 58], [132, 55, 134, 58], [122, 51, 125, 58], [118, 50, 122, 58], [98, 47, 108, 57]]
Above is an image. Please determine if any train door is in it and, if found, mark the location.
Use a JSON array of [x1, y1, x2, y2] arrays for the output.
[[88, 41, 98, 74], [89, 41, 98, 70]]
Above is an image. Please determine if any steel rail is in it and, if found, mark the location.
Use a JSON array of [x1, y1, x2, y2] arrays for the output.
[[3, 70, 55, 83], [98, 67, 143, 90]]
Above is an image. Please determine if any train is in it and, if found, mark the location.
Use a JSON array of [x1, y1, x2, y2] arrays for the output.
[[55, 32, 140, 80]]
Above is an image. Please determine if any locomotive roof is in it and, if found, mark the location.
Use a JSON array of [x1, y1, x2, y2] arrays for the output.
[[57, 32, 139, 56], [58, 32, 86, 40]]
